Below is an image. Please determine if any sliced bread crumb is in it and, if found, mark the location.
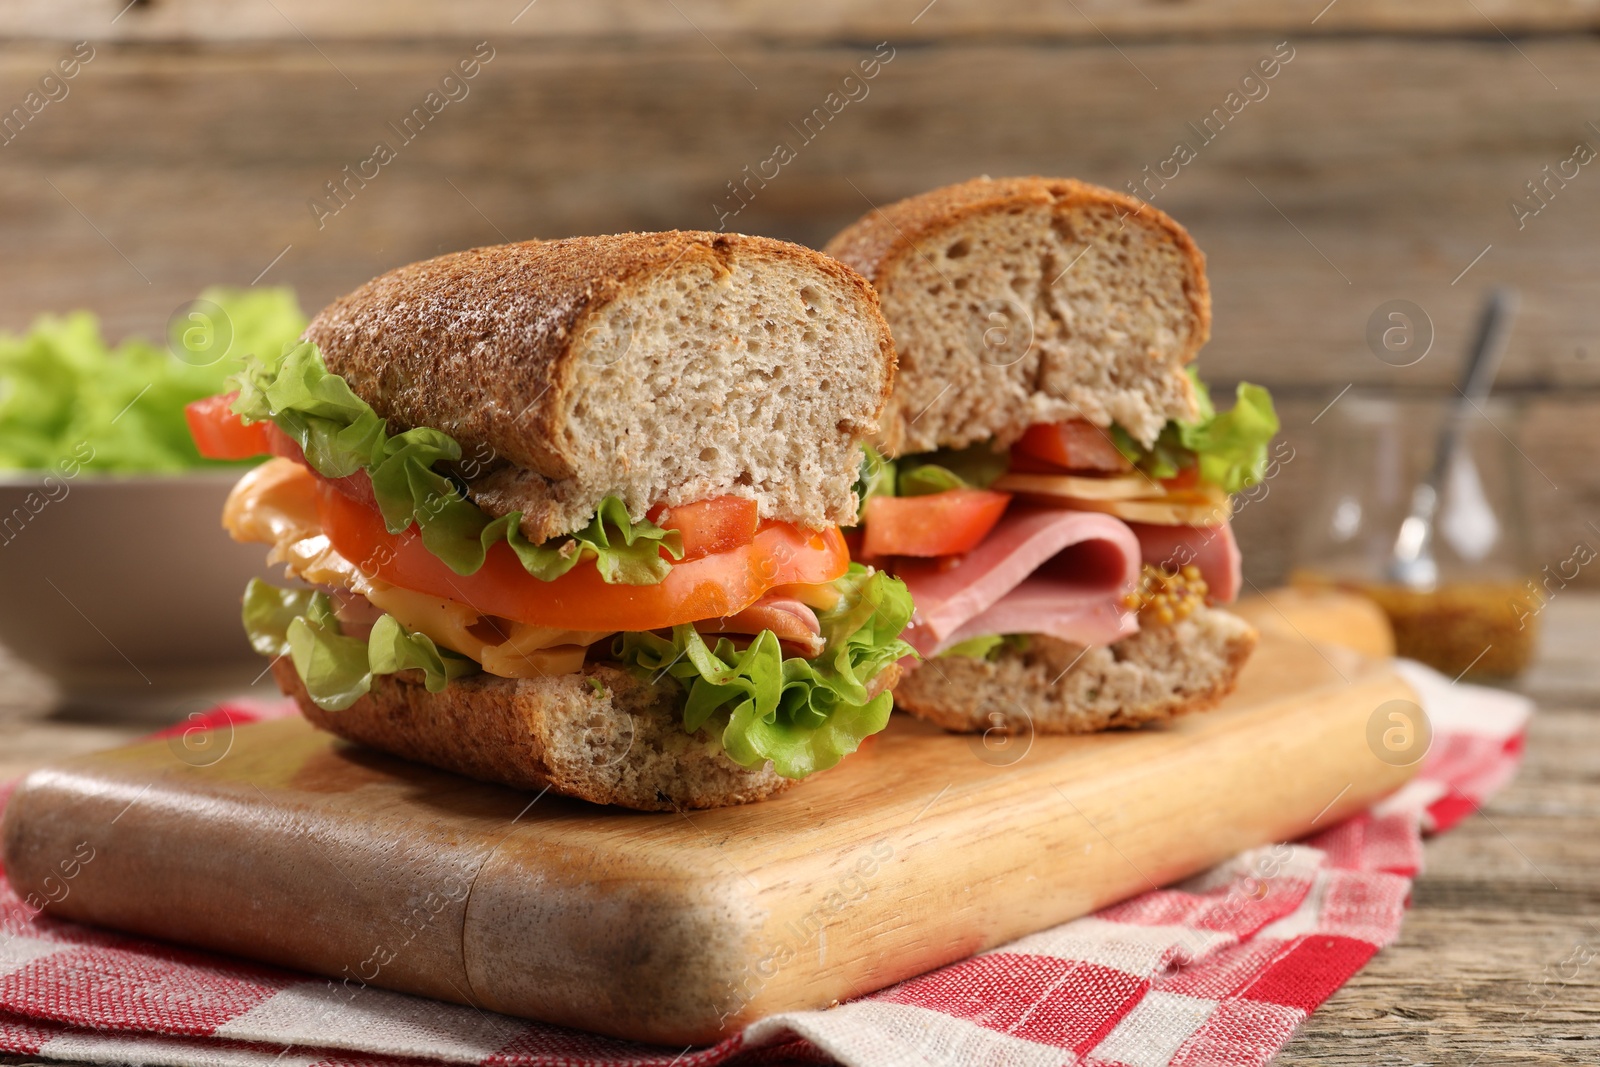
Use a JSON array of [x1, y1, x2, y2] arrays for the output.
[[893, 607, 1257, 734], [274, 659, 792, 811]]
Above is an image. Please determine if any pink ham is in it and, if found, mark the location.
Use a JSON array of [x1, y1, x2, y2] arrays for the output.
[[328, 588, 384, 640], [894, 506, 1142, 658], [696, 595, 824, 658], [1127, 521, 1242, 604]]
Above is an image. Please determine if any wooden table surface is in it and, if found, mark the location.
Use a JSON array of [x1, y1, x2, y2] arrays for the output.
[[2, 596, 1597, 1064]]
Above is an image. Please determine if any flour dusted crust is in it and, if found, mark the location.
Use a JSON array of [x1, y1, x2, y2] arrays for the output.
[[825, 176, 1210, 455], [304, 231, 897, 541], [893, 608, 1257, 734], [275, 660, 793, 811]]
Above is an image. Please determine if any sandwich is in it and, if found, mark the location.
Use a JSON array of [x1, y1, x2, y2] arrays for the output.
[[824, 177, 1279, 734], [185, 232, 915, 810]]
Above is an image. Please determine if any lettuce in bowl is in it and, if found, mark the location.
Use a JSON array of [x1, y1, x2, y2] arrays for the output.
[[0, 287, 306, 473]]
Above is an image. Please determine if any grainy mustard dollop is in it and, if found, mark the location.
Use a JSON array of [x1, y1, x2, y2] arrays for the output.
[[1122, 563, 1209, 627]]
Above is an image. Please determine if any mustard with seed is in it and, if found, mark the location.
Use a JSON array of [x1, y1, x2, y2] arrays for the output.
[[1291, 571, 1539, 679], [1122, 563, 1210, 626]]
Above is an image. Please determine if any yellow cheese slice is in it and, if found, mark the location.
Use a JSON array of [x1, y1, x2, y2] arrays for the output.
[[1035, 491, 1234, 526], [224, 459, 607, 678], [992, 471, 1162, 501]]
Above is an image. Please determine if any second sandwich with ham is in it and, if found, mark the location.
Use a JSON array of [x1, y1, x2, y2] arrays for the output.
[[826, 176, 1279, 733]]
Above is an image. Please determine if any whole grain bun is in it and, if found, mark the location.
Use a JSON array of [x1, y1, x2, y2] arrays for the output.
[[893, 607, 1257, 734], [304, 232, 896, 542], [824, 176, 1210, 455], [272, 659, 792, 811]]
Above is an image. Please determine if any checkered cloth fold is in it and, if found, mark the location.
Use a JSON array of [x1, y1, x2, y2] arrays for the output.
[[0, 662, 1529, 1067]]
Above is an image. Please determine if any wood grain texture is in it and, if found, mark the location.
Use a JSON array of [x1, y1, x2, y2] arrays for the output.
[[2, 33, 1598, 589], [2, 37, 1597, 394], [8, 0, 1600, 42], [1277, 595, 1600, 1066], [1, 609, 1418, 1044], [0, 7, 1595, 1058], [3, 595, 1597, 1063]]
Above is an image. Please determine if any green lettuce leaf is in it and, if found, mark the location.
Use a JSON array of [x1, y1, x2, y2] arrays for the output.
[[896, 441, 1009, 497], [1177, 380, 1279, 494], [242, 578, 477, 711], [939, 633, 1004, 659], [897, 463, 966, 497], [232, 342, 683, 585], [241, 579, 318, 658], [855, 441, 1011, 506], [613, 564, 916, 779], [1112, 370, 1280, 493], [853, 443, 897, 519], [0, 287, 307, 472], [938, 633, 1030, 661]]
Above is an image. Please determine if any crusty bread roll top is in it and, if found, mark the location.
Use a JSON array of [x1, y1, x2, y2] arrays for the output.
[[824, 177, 1210, 457], [305, 231, 897, 542]]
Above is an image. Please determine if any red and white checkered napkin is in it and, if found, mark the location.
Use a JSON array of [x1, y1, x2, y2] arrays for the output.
[[0, 662, 1530, 1067]]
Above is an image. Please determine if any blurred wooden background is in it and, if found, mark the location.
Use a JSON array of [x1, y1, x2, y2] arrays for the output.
[[4, 0, 1600, 584]]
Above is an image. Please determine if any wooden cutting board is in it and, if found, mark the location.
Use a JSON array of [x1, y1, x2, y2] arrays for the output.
[[2, 591, 1416, 1046]]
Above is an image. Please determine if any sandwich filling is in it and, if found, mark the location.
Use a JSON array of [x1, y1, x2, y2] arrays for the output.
[[855, 370, 1276, 658], [192, 344, 915, 780]]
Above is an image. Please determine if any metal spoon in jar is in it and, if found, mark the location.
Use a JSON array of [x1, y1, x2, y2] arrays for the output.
[[1387, 286, 1519, 591]]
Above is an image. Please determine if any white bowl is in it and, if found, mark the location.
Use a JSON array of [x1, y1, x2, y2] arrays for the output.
[[0, 470, 277, 713]]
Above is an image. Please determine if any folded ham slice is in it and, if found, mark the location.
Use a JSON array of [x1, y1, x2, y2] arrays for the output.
[[895, 506, 1143, 657], [1127, 521, 1242, 604], [696, 594, 825, 658]]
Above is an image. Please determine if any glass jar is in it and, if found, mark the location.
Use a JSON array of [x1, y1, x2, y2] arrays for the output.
[[1290, 393, 1539, 679]]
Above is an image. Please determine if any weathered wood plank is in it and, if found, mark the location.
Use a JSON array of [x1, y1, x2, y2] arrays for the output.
[[1, 37, 1597, 390], [6, 0, 1600, 43], [1, 612, 1417, 1042], [5, 600, 1598, 1063], [1278, 700, 1600, 1065], [3, 36, 1598, 581]]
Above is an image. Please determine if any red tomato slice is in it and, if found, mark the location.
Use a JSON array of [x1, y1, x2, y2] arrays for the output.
[[649, 496, 760, 561], [1014, 420, 1131, 473], [187, 391, 377, 507], [861, 489, 1012, 558], [271, 430, 379, 510], [315, 480, 848, 631], [185, 393, 272, 460], [1161, 466, 1201, 492], [1007, 452, 1077, 476]]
